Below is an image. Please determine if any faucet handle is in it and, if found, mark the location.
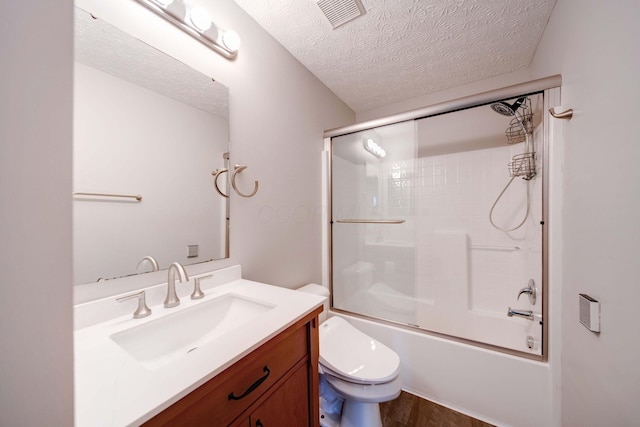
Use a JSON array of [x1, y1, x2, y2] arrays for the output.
[[191, 275, 213, 300], [516, 279, 537, 305], [117, 290, 152, 319]]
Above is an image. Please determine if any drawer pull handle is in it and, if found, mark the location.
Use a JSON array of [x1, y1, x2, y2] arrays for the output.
[[228, 365, 270, 401]]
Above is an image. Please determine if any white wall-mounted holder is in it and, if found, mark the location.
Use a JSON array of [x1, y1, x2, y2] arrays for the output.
[[579, 293, 600, 333], [131, 0, 240, 59]]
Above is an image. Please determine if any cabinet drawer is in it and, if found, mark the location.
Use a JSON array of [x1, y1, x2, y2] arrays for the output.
[[249, 362, 310, 427], [144, 322, 308, 426]]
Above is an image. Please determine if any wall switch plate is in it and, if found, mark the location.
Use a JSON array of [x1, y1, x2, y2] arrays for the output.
[[579, 293, 600, 332], [187, 244, 198, 258]]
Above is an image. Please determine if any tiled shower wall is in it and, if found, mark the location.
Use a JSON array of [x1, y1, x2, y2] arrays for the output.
[[412, 134, 542, 316]]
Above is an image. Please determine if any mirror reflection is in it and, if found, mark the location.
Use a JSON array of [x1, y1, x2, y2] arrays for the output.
[[73, 7, 230, 285]]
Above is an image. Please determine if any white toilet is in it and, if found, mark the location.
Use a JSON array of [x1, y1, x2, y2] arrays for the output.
[[298, 284, 402, 427]]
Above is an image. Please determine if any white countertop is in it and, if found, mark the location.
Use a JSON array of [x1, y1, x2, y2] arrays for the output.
[[74, 268, 324, 426]]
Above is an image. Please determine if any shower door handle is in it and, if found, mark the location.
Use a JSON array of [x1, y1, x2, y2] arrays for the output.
[[335, 219, 405, 224]]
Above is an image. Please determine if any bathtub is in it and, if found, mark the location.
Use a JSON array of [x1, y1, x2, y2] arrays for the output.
[[333, 312, 554, 427]]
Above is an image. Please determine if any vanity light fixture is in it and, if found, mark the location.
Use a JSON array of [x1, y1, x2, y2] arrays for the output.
[[363, 137, 386, 158], [132, 0, 240, 59], [188, 6, 212, 32]]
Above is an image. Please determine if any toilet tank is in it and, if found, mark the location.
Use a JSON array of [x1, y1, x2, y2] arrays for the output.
[[297, 283, 330, 323], [341, 261, 374, 295]]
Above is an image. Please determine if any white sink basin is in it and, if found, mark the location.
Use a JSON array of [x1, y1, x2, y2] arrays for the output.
[[110, 293, 274, 369]]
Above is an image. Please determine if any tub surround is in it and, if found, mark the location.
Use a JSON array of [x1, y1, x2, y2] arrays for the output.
[[74, 265, 324, 426]]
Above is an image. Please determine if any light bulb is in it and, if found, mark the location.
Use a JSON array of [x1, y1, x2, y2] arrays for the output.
[[188, 6, 212, 32], [221, 30, 241, 52], [363, 137, 385, 158]]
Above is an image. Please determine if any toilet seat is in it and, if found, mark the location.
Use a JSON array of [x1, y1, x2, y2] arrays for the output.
[[319, 316, 400, 384]]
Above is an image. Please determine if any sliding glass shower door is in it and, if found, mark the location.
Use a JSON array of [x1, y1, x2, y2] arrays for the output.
[[331, 120, 418, 325], [330, 94, 545, 356]]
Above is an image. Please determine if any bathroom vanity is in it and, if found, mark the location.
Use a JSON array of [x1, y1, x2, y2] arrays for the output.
[[145, 311, 317, 426], [74, 265, 323, 426]]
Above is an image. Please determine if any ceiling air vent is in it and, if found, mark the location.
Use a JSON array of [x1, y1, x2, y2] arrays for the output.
[[316, 0, 366, 29]]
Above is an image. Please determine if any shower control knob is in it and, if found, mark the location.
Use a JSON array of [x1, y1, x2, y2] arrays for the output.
[[516, 279, 537, 305]]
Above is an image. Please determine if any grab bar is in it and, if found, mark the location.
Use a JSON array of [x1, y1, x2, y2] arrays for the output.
[[335, 219, 406, 224], [73, 192, 142, 201], [470, 245, 520, 252]]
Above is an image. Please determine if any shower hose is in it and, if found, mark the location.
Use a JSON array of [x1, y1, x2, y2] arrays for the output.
[[489, 174, 530, 232], [489, 128, 533, 232]]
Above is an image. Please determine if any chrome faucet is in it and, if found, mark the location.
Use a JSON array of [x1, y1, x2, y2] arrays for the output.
[[137, 255, 159, 272], [507, 307, 535, 321], [164, 262, 189, 308]]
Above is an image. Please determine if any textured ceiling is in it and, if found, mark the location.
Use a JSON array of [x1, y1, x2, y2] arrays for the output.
[[74, 7, 229, 119], [232, 0, 556, 113]]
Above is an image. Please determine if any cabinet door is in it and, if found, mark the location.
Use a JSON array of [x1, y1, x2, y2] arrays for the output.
[[249, 364, 310, 427]]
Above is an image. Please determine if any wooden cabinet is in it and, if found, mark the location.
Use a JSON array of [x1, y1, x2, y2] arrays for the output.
[[246, 363, 310, 427], [144, 308, 321, 427]]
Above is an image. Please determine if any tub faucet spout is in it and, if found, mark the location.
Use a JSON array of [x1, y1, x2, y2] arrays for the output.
[[164, 262, 189, 308], [507, 307, 534, 321]]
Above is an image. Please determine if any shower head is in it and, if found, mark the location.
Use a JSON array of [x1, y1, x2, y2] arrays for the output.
[[490, 97, 526, 116]]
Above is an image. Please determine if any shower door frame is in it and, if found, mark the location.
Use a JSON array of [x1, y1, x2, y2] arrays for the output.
[[323, 76, 562, 361]]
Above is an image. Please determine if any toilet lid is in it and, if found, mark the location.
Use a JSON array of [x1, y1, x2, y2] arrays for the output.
[[319, 316, 400, 384]]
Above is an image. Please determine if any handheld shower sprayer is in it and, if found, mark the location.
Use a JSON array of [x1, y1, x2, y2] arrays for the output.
[[489, 96, 536, 232], [490, 97, 526, 117]]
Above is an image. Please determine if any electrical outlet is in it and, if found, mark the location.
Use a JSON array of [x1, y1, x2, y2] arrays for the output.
[[187, 244, 198, 258], [579, 294, 600, 332]]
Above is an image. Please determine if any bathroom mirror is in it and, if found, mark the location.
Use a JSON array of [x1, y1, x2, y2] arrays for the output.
[[73, 7, 230, 285]]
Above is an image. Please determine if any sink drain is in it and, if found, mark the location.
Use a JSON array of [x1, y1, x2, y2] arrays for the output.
[[187, 347, 198, 354]]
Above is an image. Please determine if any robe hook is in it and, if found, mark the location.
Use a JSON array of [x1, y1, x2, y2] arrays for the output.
[[549, 107, 573, 120]]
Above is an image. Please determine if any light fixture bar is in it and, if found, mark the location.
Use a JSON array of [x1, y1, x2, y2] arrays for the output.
[[363, 138, 386, 158], [131, 0, 238, 59]]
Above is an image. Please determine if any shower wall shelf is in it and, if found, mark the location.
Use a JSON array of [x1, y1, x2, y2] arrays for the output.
[[73, 192, 142, 201]]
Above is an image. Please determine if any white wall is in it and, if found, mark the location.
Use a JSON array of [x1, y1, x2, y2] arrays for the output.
[[0, 1, 74, 425], [530, 0, 640, 425], [74, 62, 228, 284]]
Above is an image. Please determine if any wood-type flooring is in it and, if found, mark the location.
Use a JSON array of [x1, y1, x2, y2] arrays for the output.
[[380, 391, 495, 427]]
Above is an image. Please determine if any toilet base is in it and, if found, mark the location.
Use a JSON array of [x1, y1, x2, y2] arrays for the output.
[[341, 400, 382, 427]]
